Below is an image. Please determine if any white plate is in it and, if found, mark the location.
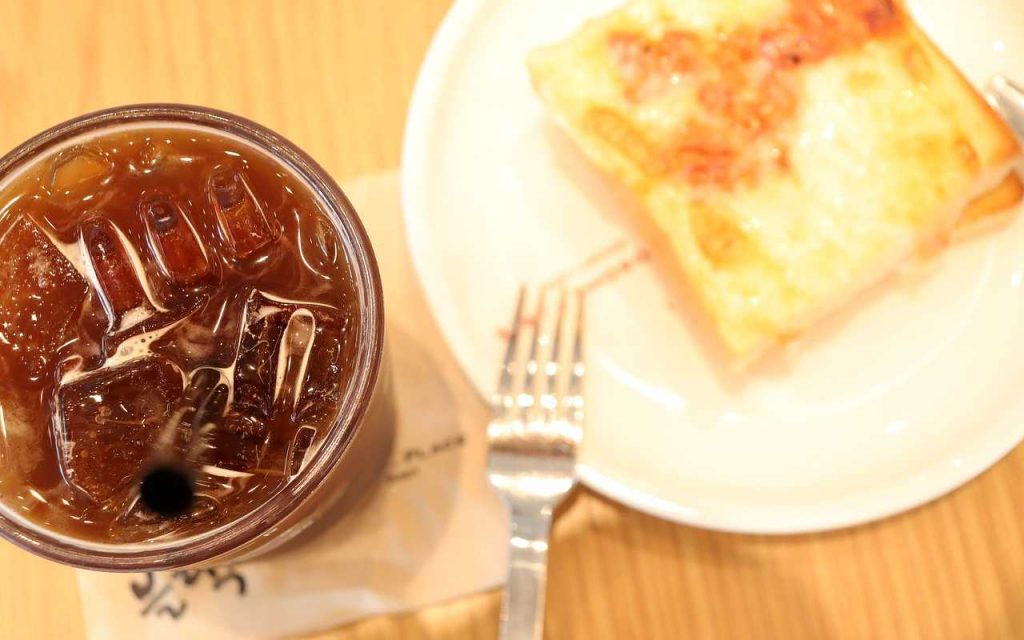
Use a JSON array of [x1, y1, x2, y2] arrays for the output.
[[402, 0, 1024, 533]]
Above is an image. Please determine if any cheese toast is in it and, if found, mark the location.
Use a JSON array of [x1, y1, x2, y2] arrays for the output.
[[528, 0, 1022, 358]]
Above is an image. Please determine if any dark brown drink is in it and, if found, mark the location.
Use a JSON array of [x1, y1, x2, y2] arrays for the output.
[[0, 106, 390, 570]]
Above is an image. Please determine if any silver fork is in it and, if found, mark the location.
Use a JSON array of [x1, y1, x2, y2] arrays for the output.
[[987, 76, 1024, 140], [488, 286, 584, 640]]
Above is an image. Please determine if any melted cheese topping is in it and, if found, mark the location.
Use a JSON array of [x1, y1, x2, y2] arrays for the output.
[[601, 0, 902, 189], [528, 0, 1022, 358]]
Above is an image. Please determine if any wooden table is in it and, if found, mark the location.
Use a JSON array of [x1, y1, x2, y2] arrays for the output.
[[2, 1, 1024, 638]]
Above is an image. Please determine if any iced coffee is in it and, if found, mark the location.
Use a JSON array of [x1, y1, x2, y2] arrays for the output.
[[0, 106, 391, 570]]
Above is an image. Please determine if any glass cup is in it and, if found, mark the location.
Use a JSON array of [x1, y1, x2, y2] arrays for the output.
[[0, 104, 395, 571]]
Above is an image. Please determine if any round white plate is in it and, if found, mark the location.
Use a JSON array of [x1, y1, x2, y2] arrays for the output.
[[402, 0, 1024, 533]]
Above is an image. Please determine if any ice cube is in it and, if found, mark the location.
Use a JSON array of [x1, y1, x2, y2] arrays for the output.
[[48, 145, 114, 202], [208, 167, 281, 259], [185, 368, 230, 423], [285, 426, 317, 477], [150, 288, 249, 371], [200, 290, 345, 474], [139, 192, 212, 286], [136, 140, 169, 171], [256, 423, 318, 479], [199, 410, 269, 473], [258, 314, 316, 475], [236, 290, 348, 422], [54, 356, 184, 503], [174, 367, 230, 453], [191, 290, 290, 473], [295, 313, 355, 425], [232, 299, 290, 420], [273, 312, 315, 413], [296, 215, 341, 279], [80, 218, 147, 320], [0, 214, 89, 386]]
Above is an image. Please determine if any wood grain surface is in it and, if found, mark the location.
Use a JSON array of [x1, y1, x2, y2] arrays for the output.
[[2, 1, 1024, 639]]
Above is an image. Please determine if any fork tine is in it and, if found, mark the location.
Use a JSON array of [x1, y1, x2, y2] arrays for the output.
[[493, 286, 526, 418], [542, 289, 568, 420], [488, 288, 582, 640], [519, 288, 547, 420], [562, 291, 585, 424]]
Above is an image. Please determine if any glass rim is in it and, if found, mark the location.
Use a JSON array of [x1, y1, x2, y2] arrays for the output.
[[0, 104, 385, 571]]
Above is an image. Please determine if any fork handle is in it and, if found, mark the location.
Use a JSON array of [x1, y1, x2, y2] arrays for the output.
[[499, 502, 554, 640]]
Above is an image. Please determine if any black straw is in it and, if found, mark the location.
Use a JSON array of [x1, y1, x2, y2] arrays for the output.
[[138, 369, 225, 518], [139, 463, 195, 517]]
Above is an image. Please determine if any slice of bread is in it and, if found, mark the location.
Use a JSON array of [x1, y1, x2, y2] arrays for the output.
[[955, 172, 1024, 239], [528, 0, 1022, 358]]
